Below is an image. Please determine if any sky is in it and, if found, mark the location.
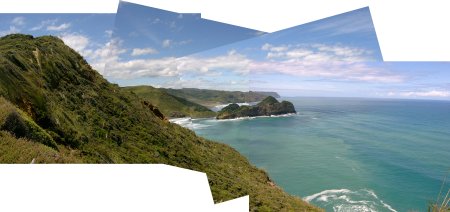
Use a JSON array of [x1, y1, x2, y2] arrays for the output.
[[113, 1, 265, 59], [0, 8, 449, 101], [0, 13, 115, 74]]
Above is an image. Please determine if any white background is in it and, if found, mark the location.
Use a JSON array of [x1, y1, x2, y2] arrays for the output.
[[0, 0, 449, 211]]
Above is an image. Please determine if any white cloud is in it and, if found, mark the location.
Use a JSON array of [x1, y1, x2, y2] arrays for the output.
[[59, 33, 89, 53], [0, 17, 26, 36], [252, 43, 401, 83], [98, 41, 403, 84], [261, 43, 290, 52], [86, 39, 127, 74], [47, 23, 71, 31], [262, 43, 372, 62], [131, 48, 158, 56], [388, 90, 450, 97], [105, 30, 113, 38], [162, 39, 172, 48], [0, 26, 20, 36], [103, 50, 250, 79], [248, 60, 404, 83], [11, 17, 25, 26], [57, 33, 122, 74], [30, 19, 57, 31]]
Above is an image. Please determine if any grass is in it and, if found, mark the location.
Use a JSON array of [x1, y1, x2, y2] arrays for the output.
[[0, 131, 81, 163], [162, 88, 280, 107], [429, 170, 450, 212], [122, 85, 216, 118], [0, 97, 58, 149]]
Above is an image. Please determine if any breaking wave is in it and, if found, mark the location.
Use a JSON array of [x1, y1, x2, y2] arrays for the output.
[[169, 117, 211, 130], [304, 189, 397, 212], [170, 112, 298, 129]]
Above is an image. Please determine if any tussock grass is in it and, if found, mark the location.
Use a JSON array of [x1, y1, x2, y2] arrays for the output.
[[0, 131, 81, 163], [429, 170, 450, 212]]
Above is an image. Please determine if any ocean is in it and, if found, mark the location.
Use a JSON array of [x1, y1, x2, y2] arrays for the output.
[[172, 97, 450, 211]]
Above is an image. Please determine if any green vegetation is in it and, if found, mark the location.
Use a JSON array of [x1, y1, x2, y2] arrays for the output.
[[0, 97, 58, 149], [257, 96, 279, 105], [162, 87, 280, 107], [429, 171, 450, 212], [0, 34, 321, 211], [0, 131, 81, 163], [217, 96, 296, 119], [122, 85, 216, 118]]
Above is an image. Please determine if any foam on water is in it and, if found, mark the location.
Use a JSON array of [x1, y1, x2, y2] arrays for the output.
[[169, 117, 211, 130], [304, 189, 397, 212], [172, 113, 299, 129], [215, 113, 298, 122]]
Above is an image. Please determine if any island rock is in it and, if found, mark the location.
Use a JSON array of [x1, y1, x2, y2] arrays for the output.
[[216, 96, 296, 119]]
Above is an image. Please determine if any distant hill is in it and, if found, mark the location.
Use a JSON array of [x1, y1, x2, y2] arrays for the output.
[[122, 86, 216, 118], [162, 88, 280, 107], [0, 34, 320, 211], [217, 96, 296, 119]]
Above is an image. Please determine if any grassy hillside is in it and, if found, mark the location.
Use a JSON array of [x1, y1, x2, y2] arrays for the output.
[[122, 85, 216, 118], [0, 131, 81, 163], [0, 34, 321, 211], [0, 97, 58, 148], [162, 88, 280, 107]]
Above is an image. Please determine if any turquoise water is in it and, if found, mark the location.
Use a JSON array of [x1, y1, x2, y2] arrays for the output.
[[175, 97, 450, 211]]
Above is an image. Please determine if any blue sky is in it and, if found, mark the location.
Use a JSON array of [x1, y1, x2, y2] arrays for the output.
[[111, 6, 446, 101], [0, 13, 115, 74], [113, 1, 265, 59], [0, 9, 449, 101]]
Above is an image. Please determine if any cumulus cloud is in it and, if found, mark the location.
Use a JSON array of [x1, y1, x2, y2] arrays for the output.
[[131, 48, 158, 56], [388, 90, 450, 97], [0, 26, 20, 36], [86, 39, 127, 74], [253, 43, 401, 83], [0, 17, 26, 36], [59, 33, 89, 53], [96, 41, 403, 84], [58, 33, 127, 74], [103, 50, 250, 79], [47, 23, 71, 31], [11, 17, 25, 26]]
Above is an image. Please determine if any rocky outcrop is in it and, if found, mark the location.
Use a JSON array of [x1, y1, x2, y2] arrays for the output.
[[216, 96, 296, 119], [142, 101, 167, 121]]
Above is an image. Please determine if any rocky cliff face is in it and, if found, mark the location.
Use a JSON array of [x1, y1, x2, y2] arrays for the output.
[[216, 96, 296, 119]]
